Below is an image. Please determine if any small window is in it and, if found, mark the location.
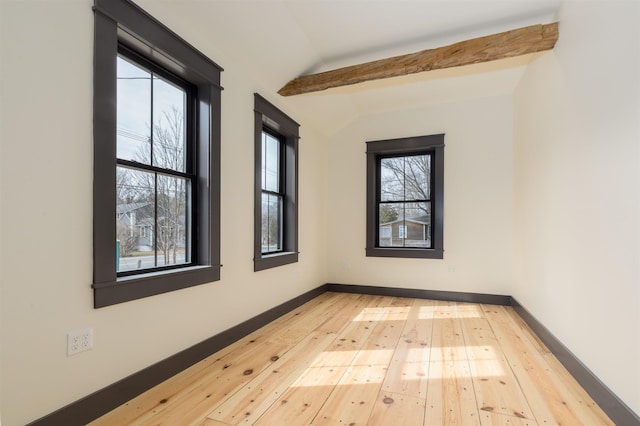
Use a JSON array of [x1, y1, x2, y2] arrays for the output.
[[366, 134, 444, 259], [93, 0, 223, 307], [254, 94, 299, 271], [398, 225, 408, 239]]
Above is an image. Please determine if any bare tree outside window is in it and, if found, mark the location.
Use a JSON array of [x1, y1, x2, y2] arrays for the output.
[[261, 131, 283, 254]]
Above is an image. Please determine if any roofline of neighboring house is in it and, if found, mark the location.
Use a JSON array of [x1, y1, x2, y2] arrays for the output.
[[380, 217, 430, 226]]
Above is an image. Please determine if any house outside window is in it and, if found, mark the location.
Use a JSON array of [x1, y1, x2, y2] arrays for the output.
[[93, 0, 222, 307], [254, 94, 299, 271], [366, 134, 444, 259]]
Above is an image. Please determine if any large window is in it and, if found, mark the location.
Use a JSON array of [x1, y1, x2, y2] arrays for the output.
[[366, 134, 444, 259], [254, 94, 299, 271], [93, 0, 222, 307], [116, 48, 193, 274]]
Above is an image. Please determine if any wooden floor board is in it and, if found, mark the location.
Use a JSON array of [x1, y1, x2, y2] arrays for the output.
[[90, 293, 613, 426], [459, 315, 536, 421], [425, 301, 480, 425]]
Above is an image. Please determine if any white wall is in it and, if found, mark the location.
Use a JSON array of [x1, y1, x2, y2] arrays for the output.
[[0, 1, 327, 424], [513, 0, 640, 415], [327, 96, 514, 296]]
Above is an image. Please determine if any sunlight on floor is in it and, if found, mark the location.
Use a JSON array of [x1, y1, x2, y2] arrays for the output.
[[351, 303, 484, 321], [291, 345, 503, 387], [419, 304, 483, 319], [352, 305, 412, 321]]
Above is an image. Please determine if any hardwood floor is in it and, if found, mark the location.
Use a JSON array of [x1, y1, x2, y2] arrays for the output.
[[90, 292, 613, 425]]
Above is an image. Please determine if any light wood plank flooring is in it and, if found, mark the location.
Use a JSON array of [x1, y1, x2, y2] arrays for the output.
[[90, 292, 613, 425]]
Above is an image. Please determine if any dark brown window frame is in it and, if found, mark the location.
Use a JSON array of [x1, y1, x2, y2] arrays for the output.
[[253, 94, 299, 272], [366, 134, 444, 259], [92, 0, 222, 308]]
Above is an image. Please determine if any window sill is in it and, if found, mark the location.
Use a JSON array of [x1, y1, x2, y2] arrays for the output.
[[254, 251, 299, 272], [92, 265, 220, 308], [366, 247, 444, 259]]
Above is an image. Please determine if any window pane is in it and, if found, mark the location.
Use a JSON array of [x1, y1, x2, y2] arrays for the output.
[[116, 167, 155, 272], [404, 203, 431, 248], [262, 193, 282, 253], [405, 154, 430, 200], [117, 56, 151, 164], [380, 154, 431, 202], [153, 76, 187, 172], [378, 202, 431, 248], [157, 174, 189, 267], [380, 157, 405, 201], [263, 132, 280, 192], [116, 168, 190, 272]]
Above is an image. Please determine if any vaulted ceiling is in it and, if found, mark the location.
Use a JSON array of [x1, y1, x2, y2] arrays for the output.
[[139, 0, 561, 134]]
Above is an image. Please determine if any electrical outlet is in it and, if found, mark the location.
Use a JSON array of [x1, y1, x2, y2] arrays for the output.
[[67, 328, 93, 356]]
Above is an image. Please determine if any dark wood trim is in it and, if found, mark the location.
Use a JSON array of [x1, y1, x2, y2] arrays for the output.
[[365, 134, 445, 260], [93, 266, 221, 308], [511, 298, 640, 426], [93, 0, 223, 77], [253, 93, 300, 272], [326, 283, 511, 306], [92, 0, 222, 308], [92, 9, 118, 288], [27, 285, 329, 426]]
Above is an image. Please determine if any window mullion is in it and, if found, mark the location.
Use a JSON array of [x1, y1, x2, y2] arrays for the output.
[[150, 71, 154, 167], [262, 133, 267, 192], [153, 172, 158, 268], [402, 157, 406, 247]]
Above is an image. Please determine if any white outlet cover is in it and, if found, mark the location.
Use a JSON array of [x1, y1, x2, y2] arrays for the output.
[[67, 328, 94, 356]]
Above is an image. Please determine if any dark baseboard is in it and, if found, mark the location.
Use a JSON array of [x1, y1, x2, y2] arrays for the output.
[[27, 284, 328, 426], [28, 283, 638, 426], [511, 298, 640, 426], [326, 283, 512, 306]]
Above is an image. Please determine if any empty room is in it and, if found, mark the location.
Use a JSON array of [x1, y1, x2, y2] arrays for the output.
[[0, 0, 638, 425]]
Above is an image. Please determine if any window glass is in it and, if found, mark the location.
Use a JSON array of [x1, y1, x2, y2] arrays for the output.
[[261, 131, 283, 254], [115, 53, 191, 275], [156, 173, 190, 266], [261, 193, 282, 253], [378, 153, 432, 249], [117, 56, 151, 163], [153, 76, 186, 172], [380, 154, 431, 201], [262, 132, 280, 193]]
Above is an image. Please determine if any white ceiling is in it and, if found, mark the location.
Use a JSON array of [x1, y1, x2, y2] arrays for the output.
[[142, 0, 561, 134]]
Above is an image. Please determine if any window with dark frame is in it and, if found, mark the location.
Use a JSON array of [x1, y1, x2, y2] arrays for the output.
[[261, 129, 284, 255], [116, 47, 195, 275], [254, 94, 299, 271], [366, 134, 444, 259], [93, 0, 222, 308]]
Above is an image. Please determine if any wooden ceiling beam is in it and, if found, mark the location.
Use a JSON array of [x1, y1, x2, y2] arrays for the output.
[[278, 22, 558, 96]]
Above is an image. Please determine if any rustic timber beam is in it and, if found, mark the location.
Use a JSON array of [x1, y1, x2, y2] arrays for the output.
[[278, 22, 558, 96]]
